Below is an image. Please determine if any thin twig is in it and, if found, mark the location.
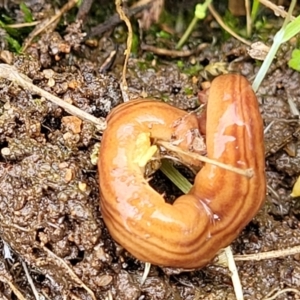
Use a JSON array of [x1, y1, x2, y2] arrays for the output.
[[140, 262, 151, 285], [6, 21, 40, 28], [0, 276, 27, 300], [87, 0, 152, 38], [157, 141, 253, 178], [76, 0, 94, 22], [225, 247, 244, 300], [23, 0, 78, 51], [0, 64, 106, 131], [252, 0, 297, 92], [1, 221, 31, 232], [234, 245, 300, 261], [267, 185, 281, 200], [259, 0, 295, 20], [106, 291, 114, 300], [208, 4, 252, 46], [115, 0, 132, 102], [245, 0, 252, 36], [263, 288, 300, 300], [43, 246, 96, 300], [141, 43, 209, 57], [22, 261, 40, 300]]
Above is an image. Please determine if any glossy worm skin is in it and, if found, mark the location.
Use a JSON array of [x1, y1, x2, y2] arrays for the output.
[[98, 74, 266, 268]]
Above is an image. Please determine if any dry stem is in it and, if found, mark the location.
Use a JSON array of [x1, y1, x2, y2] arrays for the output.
[[23, 0, 78, 50], [115, 0, 132, 102], [157, 141, 253, 178], [43, 246, 96, 300], [0, 64, 106, 131], [224, 247, 244, 300], [259, 0, 295, 19], [0, 275, 26, 300], [22, 261, 40, 300], [234, 245, 300, 261], [208, 3, 252, 46]]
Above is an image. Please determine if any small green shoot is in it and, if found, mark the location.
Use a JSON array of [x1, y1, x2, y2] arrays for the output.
[[76, 0, 83, 7], [5, 35, 22, 53], [281, 14, 300, 43], [0, 2, 36, 53], [177, 61, 203, 76], [176, 0, 212, 49], [1, 14, 14, 24], [288, 49, 300, 72], [0, 21, 22, 52], [250, 0, 260, 25], [252, 0, 298, 92], [184, 87, 194, 96], [194, 2, 209, 19], [176, 60, 184, 68], [131, 32, 139, 55], [160, 160, 192, 194], [156, 30, 172, 39], [20, 2, 33, 23], [0, 20, 19, 37]]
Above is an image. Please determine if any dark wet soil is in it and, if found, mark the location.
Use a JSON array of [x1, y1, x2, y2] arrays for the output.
[[0, 0, 300, 299]]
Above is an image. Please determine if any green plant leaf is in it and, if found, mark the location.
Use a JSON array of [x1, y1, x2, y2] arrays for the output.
[[20, 2, 33, 23], [282, 15, 300, 43], [0, 20, 19, 37], [282, 14, 300, 43], [160, 160, 192, 194], [5, 35, 22, 53], [288, 49, 300, 71]]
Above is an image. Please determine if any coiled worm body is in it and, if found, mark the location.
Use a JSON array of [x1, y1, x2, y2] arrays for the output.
[[98, 74, 266, 268]]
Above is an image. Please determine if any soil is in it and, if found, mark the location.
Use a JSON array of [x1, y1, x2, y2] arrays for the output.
[[0, 0, 299, 299]]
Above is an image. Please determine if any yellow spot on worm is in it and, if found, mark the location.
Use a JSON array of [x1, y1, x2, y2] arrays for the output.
[[133, 132, 158, 168]]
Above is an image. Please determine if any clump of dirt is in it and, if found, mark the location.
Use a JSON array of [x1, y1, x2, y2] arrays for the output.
[[0, 24, 124, 297], [0, 0, 300, 300]]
